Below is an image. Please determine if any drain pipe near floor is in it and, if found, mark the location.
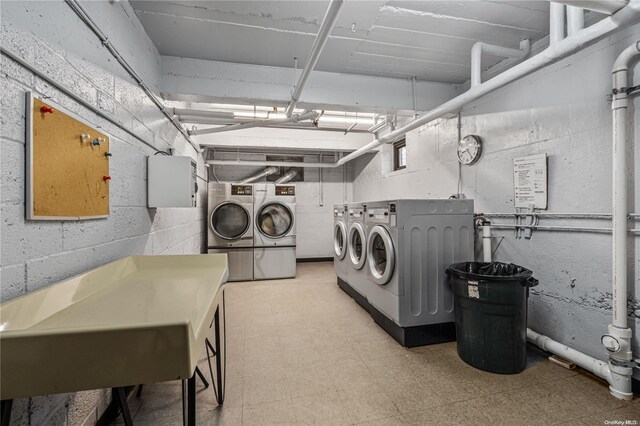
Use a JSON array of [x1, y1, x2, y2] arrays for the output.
[[477, 220, 621, 397], [602, 40, 640, 400]]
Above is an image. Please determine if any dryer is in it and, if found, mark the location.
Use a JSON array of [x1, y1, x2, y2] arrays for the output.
[[363, 199, 474, 347], [253, 183, 296, 279], [207, 183, 254, 281], [333, 203, 349, 285]]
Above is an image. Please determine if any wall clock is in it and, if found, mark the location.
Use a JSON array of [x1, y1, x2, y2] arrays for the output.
[[457, 135, 483, 165]]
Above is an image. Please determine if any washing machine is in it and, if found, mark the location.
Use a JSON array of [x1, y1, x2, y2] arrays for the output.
[[207, 183, 254, 281], [253, 183, 296, 279], [344, 202, 371, 298], [333, 203, 349, 285], [363, 199, 474, 347]]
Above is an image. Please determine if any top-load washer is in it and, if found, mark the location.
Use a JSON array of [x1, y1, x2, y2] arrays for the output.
[[253, 183, 297, 279], [333, 203, 349, 285], [207, 183, 254, 281], [363, 199, 474, 347]]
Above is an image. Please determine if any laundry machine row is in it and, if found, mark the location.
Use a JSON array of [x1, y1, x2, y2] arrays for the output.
[[207, 182, 297, 281], [334, 199, 474, 347]]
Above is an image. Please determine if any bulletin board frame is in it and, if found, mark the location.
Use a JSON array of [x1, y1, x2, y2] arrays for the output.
[[26, 92, 111, 220]]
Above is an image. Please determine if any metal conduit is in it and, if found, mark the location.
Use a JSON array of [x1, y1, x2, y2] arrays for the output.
[[64, 0, 199, 152], [0, 47, 163, 153]]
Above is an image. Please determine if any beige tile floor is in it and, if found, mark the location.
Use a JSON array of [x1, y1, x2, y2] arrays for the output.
[[114, 262, 640, 425]]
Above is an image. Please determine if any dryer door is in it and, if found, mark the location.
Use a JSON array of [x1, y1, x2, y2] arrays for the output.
[[348, 222, 366, 270], [334, 221, 347, 259], [256, 202, 293, 238], [211, 202, 251, 240], [367, 225, 395, 285]]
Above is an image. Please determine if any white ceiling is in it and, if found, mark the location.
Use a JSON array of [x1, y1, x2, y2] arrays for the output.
[[131, 1, 560, 84]]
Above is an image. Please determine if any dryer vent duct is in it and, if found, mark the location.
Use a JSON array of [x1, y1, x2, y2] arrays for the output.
[[275, 169, 299, 184], [240, 166, 279, 184]]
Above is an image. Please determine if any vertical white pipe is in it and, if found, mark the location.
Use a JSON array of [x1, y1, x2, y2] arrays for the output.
[[482, 224, 492, 262], [471, 43, 483, 87], [567, 6, 585, 35], [550, 3, 566, 44], [610, 41, 640, 329]]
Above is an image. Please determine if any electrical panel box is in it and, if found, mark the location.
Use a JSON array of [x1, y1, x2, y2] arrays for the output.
[[148, 156, 197, 208]]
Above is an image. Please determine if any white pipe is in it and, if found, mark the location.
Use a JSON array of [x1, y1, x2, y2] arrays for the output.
[[209, 159, 336, 169], [482, 223, 492, 262], [173, 108, 235, 120], [527, 329, 612, 382], [274, 169, 298, 184], [240, 166, 279, 184], [611, 41, 640, 330], [550, 3, 566, 45], [552, 0, 628, 14], [190, 111, 318, 136], [567, 6, 584, 36], [471, 40, 530, 86], [285, 0, 345, 117], [334, 1, 640, 167]]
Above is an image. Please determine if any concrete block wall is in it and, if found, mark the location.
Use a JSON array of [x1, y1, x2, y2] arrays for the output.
[[352, 24, 640, 376], [1, 1, 206, 424], [212, 150, 353, 258]]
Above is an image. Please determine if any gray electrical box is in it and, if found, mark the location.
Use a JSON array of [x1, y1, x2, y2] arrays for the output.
[[148, 156, 197, 208]]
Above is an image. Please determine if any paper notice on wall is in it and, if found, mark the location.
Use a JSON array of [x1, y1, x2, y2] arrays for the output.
[[513, 153, 548, 209]]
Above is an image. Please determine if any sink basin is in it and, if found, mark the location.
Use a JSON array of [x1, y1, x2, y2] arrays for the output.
[[0, 254, 228, 400]]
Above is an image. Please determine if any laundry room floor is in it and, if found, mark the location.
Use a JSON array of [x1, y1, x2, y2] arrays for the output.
[[112, 262, 640, 425]]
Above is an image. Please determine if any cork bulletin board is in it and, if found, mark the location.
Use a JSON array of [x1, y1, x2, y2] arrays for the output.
[[26, 93, 111, 220]]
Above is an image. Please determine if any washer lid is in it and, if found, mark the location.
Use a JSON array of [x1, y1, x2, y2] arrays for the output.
[[367, 225, 395, 285], [257, 202, 293, 238], [211, 202, 250, 240], [334, 221, 347, 259]]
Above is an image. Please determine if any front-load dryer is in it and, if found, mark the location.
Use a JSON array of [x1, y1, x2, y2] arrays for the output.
[[333, 203, 349, 285], [207, 183, 254, 281], [253, 183, 296, 279], [363, 199, 474, 347]]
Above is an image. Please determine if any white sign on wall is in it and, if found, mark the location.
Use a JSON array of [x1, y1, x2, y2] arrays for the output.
[[513, 153, 548, 209]]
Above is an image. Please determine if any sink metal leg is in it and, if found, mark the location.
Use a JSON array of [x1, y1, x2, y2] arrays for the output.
[[181, 373, 197, 426], [1, 399, 13, 426], [205, 296, 226, 406], [112, 387, 133, 426], [195, 367, 209, 389], [213, 304, 224, 405]]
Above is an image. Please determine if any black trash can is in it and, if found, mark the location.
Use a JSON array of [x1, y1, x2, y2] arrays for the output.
[[446, 262, 539, 374]]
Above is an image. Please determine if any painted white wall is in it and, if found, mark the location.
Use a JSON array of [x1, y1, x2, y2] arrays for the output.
[[1, 1, 205, 424], [352, 24, 640, 376], [211, 149, 353, 259]]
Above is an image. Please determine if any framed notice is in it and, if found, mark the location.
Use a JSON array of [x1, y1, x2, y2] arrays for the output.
[[513, 153, 547, 209]]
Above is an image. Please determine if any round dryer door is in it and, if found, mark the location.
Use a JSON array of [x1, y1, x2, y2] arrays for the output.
[[211, 202, 250, 240], [348, 222, 366, 270], [367, 225, 395, 285], [334, 221, 347, 259], [257, 203, 293, 238]]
